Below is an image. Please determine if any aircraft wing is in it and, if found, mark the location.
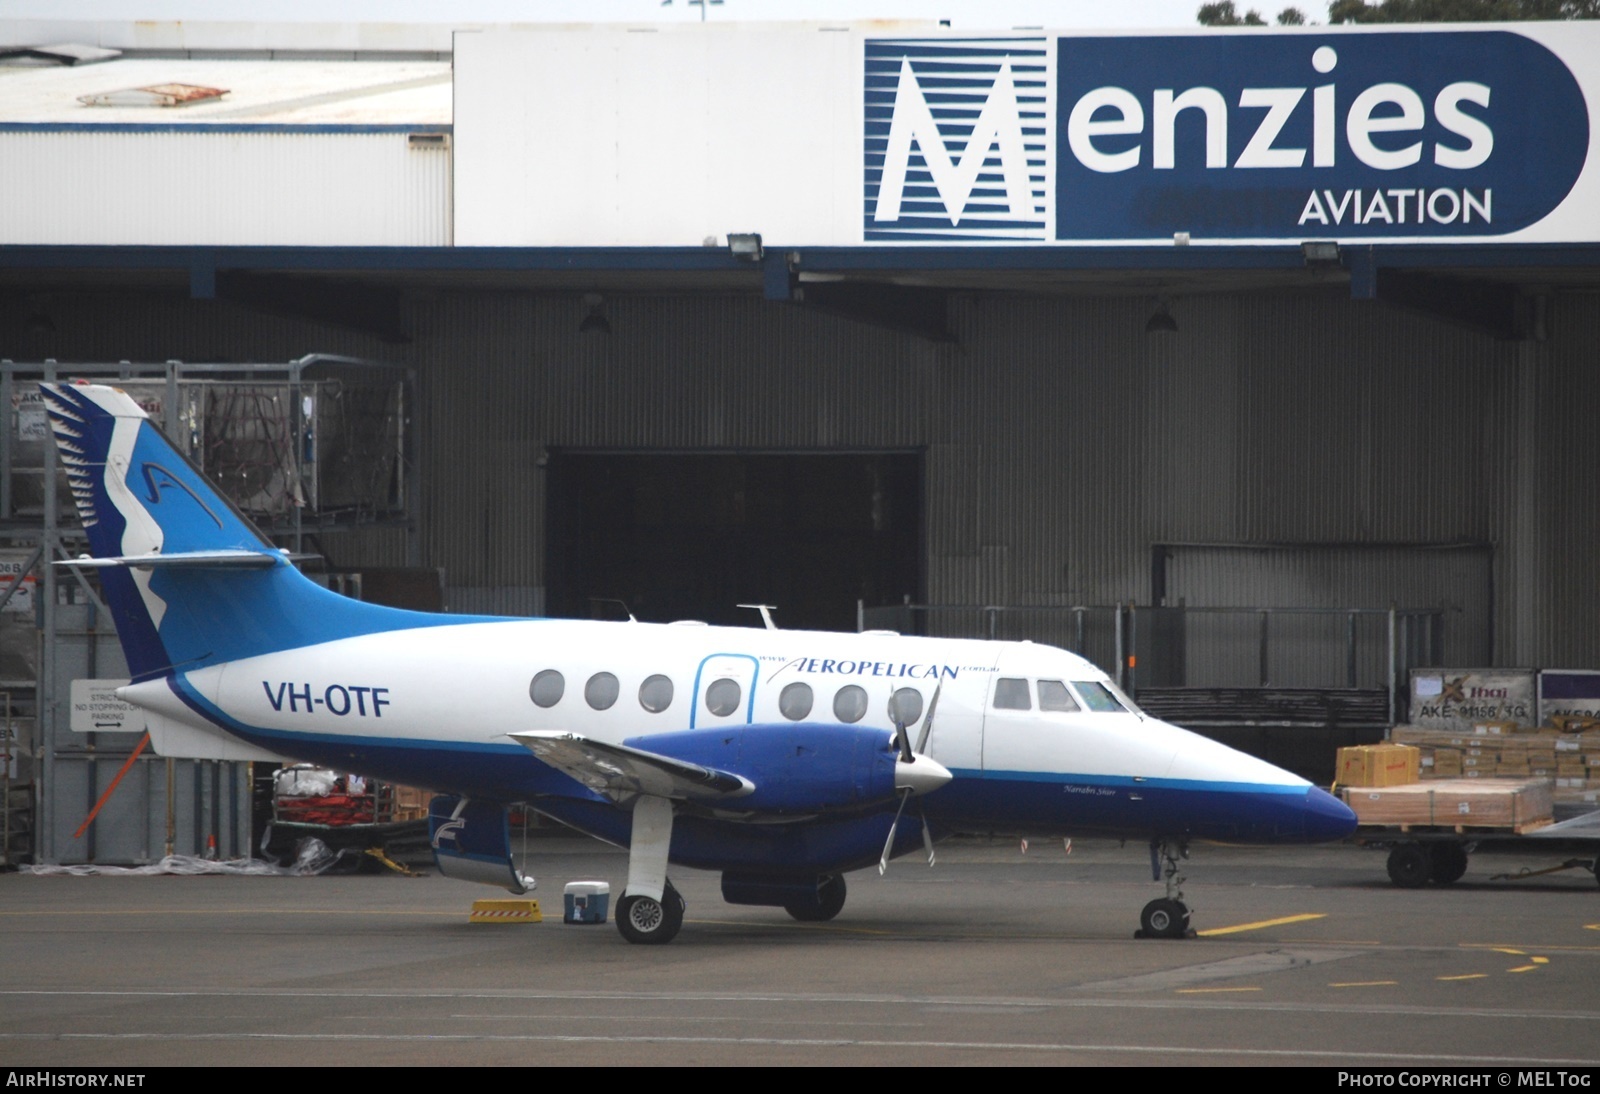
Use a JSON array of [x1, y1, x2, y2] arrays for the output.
[[509, 730, 754, 804]]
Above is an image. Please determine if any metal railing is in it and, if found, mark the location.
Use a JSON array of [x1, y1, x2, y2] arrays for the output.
[[859, 599, 1452, 723]]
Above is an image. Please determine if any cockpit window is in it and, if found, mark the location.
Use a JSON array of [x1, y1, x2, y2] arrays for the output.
[[992, 678, 1031, 711], [1105, 680, 1145, 717], [1073, 681, 1129, 713], [1037, 679, 1080, 712]]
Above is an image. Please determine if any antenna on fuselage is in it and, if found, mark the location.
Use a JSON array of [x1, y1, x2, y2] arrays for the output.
[[588, 597, 637, 623], [736, 603, 778, 631]]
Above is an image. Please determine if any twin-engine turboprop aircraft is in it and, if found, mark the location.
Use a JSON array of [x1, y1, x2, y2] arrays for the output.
[[43, 381, 1357, 944]]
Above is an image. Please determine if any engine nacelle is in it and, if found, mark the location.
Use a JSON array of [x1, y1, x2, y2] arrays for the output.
[[622, 724, 898, 813]]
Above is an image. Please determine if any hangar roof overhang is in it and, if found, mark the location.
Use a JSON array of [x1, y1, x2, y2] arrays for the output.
[[3, 240, 1598, 343]]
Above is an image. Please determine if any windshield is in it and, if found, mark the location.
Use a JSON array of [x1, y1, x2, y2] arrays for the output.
[[1072, 680, 1135, 714]]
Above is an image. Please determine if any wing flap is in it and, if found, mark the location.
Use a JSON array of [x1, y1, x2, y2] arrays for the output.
[[509, 730, 754, 804]]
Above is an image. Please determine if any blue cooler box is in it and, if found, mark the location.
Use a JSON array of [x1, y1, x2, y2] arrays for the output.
[[564, 880, 610, 924]]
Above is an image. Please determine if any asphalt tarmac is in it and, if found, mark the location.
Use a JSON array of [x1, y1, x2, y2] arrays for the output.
[[3, 836, 1599, 1067]]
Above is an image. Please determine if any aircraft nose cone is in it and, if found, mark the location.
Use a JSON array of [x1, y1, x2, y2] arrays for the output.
[[1303, 785, 1358, 842], [895, 754, 953, 796]]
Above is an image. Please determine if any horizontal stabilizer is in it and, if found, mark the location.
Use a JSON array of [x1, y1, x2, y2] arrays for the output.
[[55, 549, 285, 570], [509, 730, 754, 804]]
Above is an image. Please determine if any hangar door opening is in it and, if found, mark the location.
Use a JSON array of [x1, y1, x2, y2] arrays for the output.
[[546, 451, 923, 632]]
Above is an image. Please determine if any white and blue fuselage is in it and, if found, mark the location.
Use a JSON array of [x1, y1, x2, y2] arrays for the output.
[[127, 618, 1353, 874]]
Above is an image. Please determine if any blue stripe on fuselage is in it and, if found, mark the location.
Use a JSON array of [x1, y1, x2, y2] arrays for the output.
[[925, 768, 1351, 844]]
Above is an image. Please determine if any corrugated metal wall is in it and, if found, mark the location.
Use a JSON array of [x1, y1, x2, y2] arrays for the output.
[[0, 130, 451, 246], [6, 283, 1596, 668]]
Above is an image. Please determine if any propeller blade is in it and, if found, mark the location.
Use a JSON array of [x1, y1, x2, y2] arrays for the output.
[[918, 805, 935, 866], [892, 717, 914, 765], [879, 789, 911, 875], [915, 680, 942, 754]]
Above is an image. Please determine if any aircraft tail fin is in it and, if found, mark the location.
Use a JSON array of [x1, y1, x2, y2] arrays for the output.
[[41, 381, 433, 680]]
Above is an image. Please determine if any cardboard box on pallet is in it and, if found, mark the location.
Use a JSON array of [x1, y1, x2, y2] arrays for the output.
[[1336, 743, 1420, 787], [1430, 749, 1462, 777], [1340, 777, 1553, 830]]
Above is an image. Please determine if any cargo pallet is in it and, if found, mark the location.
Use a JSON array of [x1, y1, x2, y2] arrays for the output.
[[1340, 778, 1600, 889]]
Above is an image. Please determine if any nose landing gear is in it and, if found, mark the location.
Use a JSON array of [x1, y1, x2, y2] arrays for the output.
[[1137, 838, 1193, 939]]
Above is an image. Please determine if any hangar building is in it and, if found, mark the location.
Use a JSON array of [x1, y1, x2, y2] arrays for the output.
[[2, 16, 1597, 860]]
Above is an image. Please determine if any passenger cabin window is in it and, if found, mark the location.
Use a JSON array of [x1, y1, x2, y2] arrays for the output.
[[529, 669, 565, 708], [585, 672, 620, 710], [1073, 681, 1128, 713], [638, 674, 673, 713], [1038, 679, 1080, 712], [705, 678, 742, 717], [779, 682, 814, 721], [888, 687, 923, 727], [992, 678, 1031, 711], [833, 684, 868, 724]]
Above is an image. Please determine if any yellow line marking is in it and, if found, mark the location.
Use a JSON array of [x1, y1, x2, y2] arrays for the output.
[[1490, 947, 1527, 956], [1586, 924, 1600, 932], [1175, 987, 1263, 994], [1461, 942, 1600, 953], [1532, 956, 1550, 964], [1507, 964, 1540, 973], [1437, 974, 1489, 981], [0, 909, 463, 918], [1195, 913, 1325, 937], [1329, 981, 1396, 988]]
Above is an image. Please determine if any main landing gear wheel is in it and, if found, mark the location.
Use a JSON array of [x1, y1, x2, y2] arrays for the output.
[[1139, 897, 1191, 940], [1428, 842, 1469, 885], [784, 874, 847, 922], [1386, 842, 1432, 888], [617, 880, 685, 945]]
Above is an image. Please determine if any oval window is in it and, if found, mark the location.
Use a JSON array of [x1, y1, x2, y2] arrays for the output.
[[704, 678, 742, 717], [585, 672, 620, 711], [638, 674, 674, 714], [779, 681, 814, 721], [887, 687, 923, 727], [833, 684, 868, 724], [529, 669, 565, 708]]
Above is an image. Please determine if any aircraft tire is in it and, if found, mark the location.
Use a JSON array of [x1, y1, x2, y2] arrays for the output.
[[785, 874, 847, 922], [1139, 898, 1190, 940], [617, 880, 685, 945], [1428, 842, 1469, 885], [1386, 843, 1431, 888]]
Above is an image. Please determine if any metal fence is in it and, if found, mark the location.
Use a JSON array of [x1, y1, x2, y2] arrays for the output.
[[859, 600, 1449, 716]]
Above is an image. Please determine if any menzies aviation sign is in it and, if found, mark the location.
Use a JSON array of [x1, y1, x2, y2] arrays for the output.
[[865, 29, 1590, 244]]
